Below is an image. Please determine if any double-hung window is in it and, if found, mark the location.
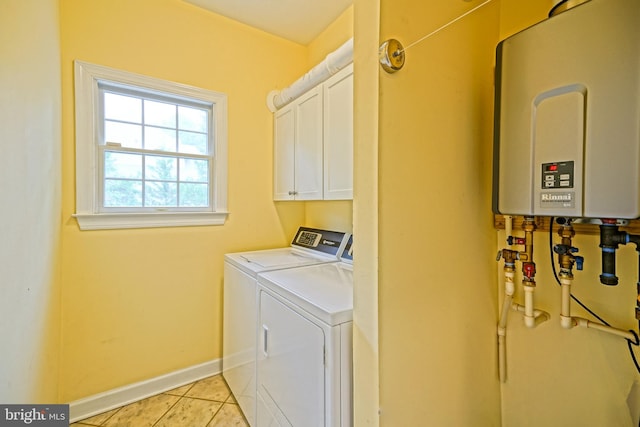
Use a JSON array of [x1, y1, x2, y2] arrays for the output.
[[74, 61, 228, 230]]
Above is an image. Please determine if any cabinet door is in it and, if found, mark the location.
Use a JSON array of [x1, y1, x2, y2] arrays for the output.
[[323, 64, 353, 200], [294, 86, 323, 200], [258, 291, 325, 427], [273, 104, 296, 200]]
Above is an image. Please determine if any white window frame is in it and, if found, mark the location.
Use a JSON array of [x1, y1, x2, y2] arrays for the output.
[[73, 60, 228, 230]]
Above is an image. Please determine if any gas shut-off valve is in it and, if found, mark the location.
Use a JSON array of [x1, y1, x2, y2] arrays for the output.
[[553, 218, 584, 274]]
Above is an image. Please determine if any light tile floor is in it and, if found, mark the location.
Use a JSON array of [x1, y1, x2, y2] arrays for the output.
[[71, 374, 248, 427]]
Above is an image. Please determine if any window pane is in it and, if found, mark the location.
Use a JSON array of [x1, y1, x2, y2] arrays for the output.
[[145, 155, 177, 181], [145, 100, 176, 128], [105, 121, 142, 148], [145, 126, 176, 152], [178, 131, 208, 154], [104, 93, 141, 123], [179, 158, 208, 182], [178, 106, 207, 132], [145, 181, 177, 207], [104, 151, 142, 179], [180, 183, 209, 207], [104, 179, 142, 207]]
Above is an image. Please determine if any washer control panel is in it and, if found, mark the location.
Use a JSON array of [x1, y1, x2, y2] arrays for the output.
[[291, 227, 349, 257], [295, 230, 322, 247]]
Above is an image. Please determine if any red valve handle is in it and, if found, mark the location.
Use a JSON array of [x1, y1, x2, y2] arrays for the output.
[[523, 262, 536, 279]]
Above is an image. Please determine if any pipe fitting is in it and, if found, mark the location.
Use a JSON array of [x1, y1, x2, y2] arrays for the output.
[[557, 223, 575, 240], [560, 315, 575, 329], [504, 269, 516, 297], [496, 248, 520, 264], [554, 222, 582, 273], [599, 221, 628, 286], [512, 302, 550, 328], [521, 217, 536, 263]]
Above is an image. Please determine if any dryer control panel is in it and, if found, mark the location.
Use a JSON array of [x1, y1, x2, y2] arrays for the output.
[[341, 235, 354, 263]]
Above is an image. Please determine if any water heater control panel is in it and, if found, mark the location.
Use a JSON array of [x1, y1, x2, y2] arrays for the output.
[[541, 161, 574, 189]]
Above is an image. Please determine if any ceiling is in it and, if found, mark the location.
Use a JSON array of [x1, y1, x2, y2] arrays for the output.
[[183, 0, 352, 45]]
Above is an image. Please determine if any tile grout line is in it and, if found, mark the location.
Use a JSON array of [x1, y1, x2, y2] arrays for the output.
[[151, 382, 198, 427], [207, 390, 236, 425], [74, 376, 246, 427], [86, 405, 121, 427], [204, 400, 225, 427], [151, 395, 185, 427], [149, 393, 230, 427], [99, 407, 120, 427]]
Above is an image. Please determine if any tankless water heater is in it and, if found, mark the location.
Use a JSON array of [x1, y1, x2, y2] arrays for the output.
[[492, 0, 640, 219]]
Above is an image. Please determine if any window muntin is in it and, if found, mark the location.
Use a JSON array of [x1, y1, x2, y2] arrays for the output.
[[74, 60, 228, 230]]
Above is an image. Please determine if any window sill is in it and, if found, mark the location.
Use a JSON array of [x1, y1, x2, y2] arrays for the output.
[[73, 211, 229, 230]]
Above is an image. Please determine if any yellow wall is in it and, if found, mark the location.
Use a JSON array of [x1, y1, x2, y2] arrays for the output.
[[59, 0, 309, 401], [376, 0, 502, 424], [308, 5, 354, 67], [0, 0, 62, 403], [497, 2, 640, 425]]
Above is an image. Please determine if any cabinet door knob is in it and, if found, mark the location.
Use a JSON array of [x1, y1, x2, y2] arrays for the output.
[[288, 191, 297, 196]]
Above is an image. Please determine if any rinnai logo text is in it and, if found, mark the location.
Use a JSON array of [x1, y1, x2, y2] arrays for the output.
[[1, 405, 68, 426], [540, 192, 575, 208], [541, 193, 572, 202]]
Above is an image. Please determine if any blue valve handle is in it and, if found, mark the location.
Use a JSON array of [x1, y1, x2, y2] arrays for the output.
[[553, 244, 579, 255]]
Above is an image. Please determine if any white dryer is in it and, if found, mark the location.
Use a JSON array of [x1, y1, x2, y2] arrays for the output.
[[256, 236, 354, 427], [223, 228, 350, 426]]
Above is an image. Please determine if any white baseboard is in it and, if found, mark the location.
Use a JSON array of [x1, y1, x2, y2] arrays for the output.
[[69, 359, 221, 423]]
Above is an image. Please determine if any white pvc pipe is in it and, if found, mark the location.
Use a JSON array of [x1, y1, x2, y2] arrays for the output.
[[512, 300, 550, 328], [497, 332, 507, 383], [560, 275, 636, 341], [499, 271, 515, 331], [497, 215, 513, 383], [560, 276, 575, 329], [266, 38, 354, 112], [573, 317, 637, 341], [524, 285, 535, 327], [498, 269, 515, 383]]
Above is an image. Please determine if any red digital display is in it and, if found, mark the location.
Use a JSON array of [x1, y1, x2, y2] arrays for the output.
[[547, 164, 558, 172]]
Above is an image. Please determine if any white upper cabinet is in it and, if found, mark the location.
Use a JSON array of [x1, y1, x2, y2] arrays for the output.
[[273, 105, 296, 200], [274, 86, 323, 200], [273, 63, 353, 201], [323, 64, 353, 200], [293, 86, 324, 200]]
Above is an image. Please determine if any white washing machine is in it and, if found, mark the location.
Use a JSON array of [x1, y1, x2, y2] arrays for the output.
[[223, 228, 350, 426], [256, 236, 354, 427]]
